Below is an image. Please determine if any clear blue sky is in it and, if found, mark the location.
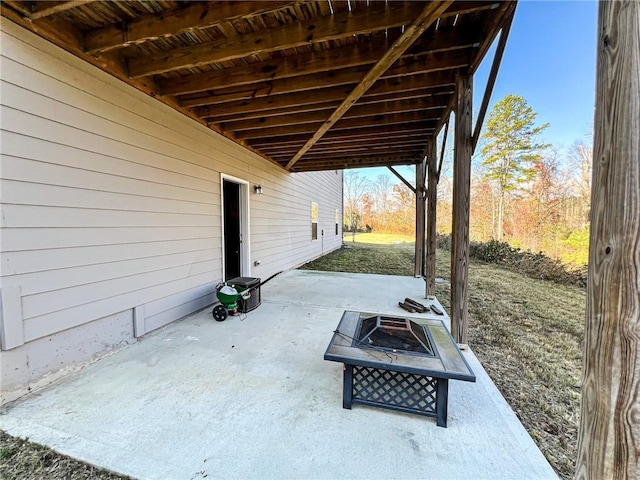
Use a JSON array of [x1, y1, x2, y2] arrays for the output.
[[357, 1, 598, 182], [475, 0, 597, 148]]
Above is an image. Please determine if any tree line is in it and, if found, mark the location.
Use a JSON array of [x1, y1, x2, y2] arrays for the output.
[[344, 94, 592, 266]]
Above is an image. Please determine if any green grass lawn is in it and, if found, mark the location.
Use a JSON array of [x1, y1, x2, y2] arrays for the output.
[[301, 240, 584, 480], [342, 232, 416, 245]]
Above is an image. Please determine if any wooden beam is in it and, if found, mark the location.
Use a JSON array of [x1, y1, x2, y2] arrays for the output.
[[84, 1, 293, 54], [471, 7, 514, 152], [177, 54, 464, 107], [249, 122, 435, 147], [261, 135, 429, 154], [268, 140, 429, 157], [438, 115, 450, 182], [233, 112, 441, 140], [3, 1, 31, 16], [291, 156, 418, 172], [30, 0, 96, 20], [576, 1, 640, 479], [425, 136, 438, 296], [415, 159, 427, 277], [161, 37, 396, 96], [221, 97, 448, 132], [161, 35, 471, 97], [388, 166, 416, 194], [276, 146, 423, 162], [450, 73, 473, 345], [468, 1, 516, 74], [285, 1, 454, 170], [209, 101, 340, 124], [197, 85, 453, 121], [128, 2, 428, 77], [428, 2, 514, 140]]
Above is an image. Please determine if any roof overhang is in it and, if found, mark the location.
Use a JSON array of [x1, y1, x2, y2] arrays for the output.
[[1, 0, 516, 172]]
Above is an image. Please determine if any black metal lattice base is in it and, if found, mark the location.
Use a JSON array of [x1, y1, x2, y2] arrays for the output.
[[353, 366, 437, 413], [343, 365, 449, 427]]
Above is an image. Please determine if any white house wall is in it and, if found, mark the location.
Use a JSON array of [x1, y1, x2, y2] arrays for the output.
[[0, 19, 343, 398]]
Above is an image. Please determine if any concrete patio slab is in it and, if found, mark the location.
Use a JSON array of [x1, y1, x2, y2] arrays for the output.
[[1, 270, 557, 480]]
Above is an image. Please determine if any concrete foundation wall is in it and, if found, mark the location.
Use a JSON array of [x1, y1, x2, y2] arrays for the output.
[[0, 309, 135, 403], [0, 19, 343, 396]]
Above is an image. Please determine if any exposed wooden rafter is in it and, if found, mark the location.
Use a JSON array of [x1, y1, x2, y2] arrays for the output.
[[84, 1, 294, 54], [220, 97, 448, 132], [129, 2, 428, 78], [180, 68, 458, 109], [196, 84, 454, 120], [285, 1, 454, 170], [234, 112, 441, 140], [30, 0, 96, 20], [161, 39, 471, 97], [1, 0, 515, 174]]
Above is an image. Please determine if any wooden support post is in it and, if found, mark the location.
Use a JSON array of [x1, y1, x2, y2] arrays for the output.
[[415, 160, 426, 277], [450, 73, 473, 345], [575, 2, 640, 479], [425, 136, 438, 296]]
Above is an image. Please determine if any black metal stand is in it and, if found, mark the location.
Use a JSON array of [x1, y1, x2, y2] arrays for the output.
[[342, 364, 450, 427]]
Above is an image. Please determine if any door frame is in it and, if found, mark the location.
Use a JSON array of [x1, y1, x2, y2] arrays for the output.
[[220, 173, 251, 279]]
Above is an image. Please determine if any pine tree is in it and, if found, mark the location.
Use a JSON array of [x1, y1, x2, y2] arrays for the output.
[[481, 94, 549, 240]]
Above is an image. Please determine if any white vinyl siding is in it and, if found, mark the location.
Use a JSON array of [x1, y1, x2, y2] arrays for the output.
[[0, 20, 343, 391]]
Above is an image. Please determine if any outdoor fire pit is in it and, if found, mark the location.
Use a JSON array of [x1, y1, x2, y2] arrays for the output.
[[324, 311, 475, 427]]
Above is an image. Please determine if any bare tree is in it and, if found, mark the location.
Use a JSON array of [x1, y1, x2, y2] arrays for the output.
[[568, 139, 593, 227], [370, 174, 393, 232], [343, 171, 371, 242]]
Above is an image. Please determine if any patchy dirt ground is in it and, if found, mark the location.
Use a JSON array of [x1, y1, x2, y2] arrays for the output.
[[0, 431, 129, 480], [2, 241, 584, 480]]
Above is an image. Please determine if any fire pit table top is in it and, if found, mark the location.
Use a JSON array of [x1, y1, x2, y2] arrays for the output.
[[324, 310, 476, 382]]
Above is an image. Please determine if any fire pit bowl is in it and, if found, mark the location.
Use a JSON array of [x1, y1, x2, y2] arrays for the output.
[[324, 310, 475, 427]]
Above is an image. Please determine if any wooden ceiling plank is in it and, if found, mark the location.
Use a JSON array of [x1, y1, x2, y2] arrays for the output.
[[221, 97, 447, 132], [160, 38, 397, 96], [30, 1, 97, 20], [234, 113, 439, 140], [202, 100, 341, 123], [129, 2, 428, 78], [271, 142, 429, 157], [231, 109, 444, 139], [261, 133, 429, 152], [277, 145, 423, 158], [84, 1, 294, 54], [182, 69, 455, 111], [176, 22, 482, 108], [161, 31, 473, 96], [285, 0, 454, 170], [290, 156, 419, 172], [440, 1, 501, 18], [239, 114, 440, 140], [248, 122, 434, 148], [196, 82, 453, 120], [266, 138, 429, 154]]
